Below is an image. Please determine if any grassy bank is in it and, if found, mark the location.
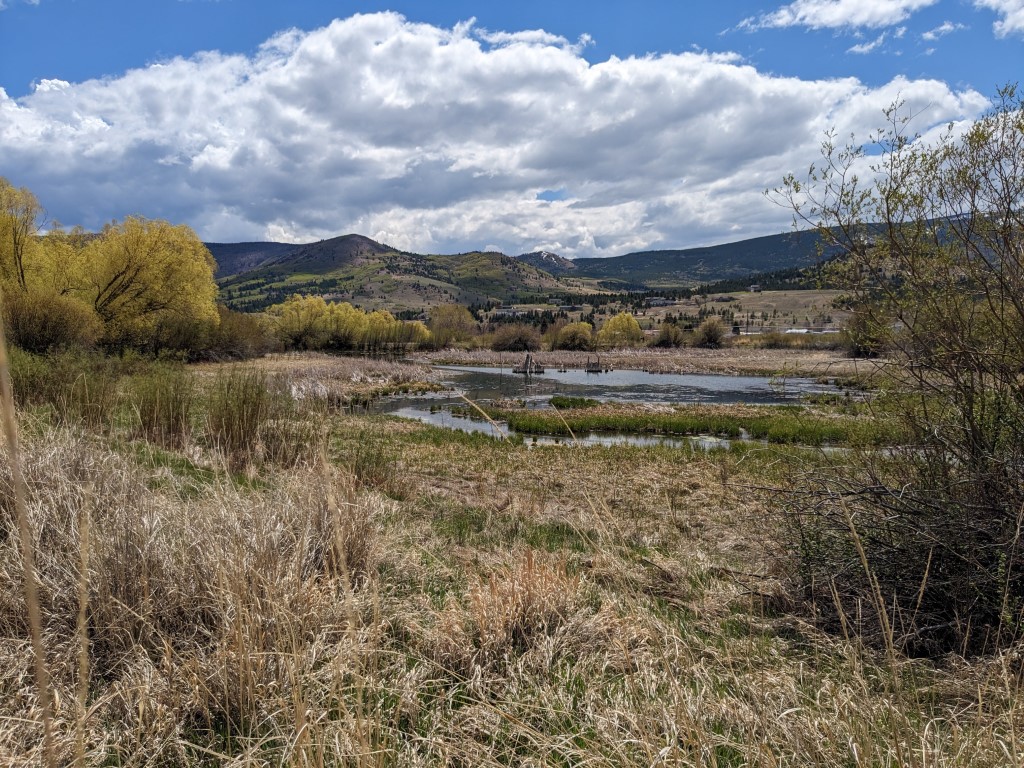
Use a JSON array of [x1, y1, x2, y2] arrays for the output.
[[479, 401, 899, 446], [0, 353, 1019, 766]]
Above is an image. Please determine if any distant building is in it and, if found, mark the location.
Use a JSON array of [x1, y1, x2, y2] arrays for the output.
[[749, 284, 762, 293], [645, 297, 673, 307]]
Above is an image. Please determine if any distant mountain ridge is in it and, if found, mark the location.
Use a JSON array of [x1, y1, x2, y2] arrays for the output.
[[209, 230, 828, 311], [513, 231, 829, 288], [205, 241, 304, 277]]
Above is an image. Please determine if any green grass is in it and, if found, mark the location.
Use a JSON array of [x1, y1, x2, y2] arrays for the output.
[[550, 395, 601, 409], [485, 404, 900, 446]]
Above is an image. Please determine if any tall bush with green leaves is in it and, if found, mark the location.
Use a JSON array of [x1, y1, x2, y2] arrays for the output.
[[773, 87, 1024, 656]]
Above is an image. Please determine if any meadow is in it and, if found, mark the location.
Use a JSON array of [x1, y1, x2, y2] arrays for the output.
[[1, 350, 1021, 766]]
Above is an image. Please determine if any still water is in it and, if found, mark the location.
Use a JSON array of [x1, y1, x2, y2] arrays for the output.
[[375, 365, 835, 448]]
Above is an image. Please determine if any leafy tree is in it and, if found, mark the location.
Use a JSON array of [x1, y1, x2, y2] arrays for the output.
[[596, 312, 643, 348], [324, 301, 368, 350], [0, 178, 43, 291], [271, 294, 331, 349], [36, 224, 92, 297], [399, 319, 431, 347], [429, 304, 476, 348], [773, 86, 1024, 655], [363, 309, 400, 352], [82, 217, 218, 348], [551, 321, 594, 350]]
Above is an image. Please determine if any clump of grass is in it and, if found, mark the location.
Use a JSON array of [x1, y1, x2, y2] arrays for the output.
[[466, 551, 583, 662], [204, 366, 272, 466], [128, 362, 196, 448], [0, 428, 386, 764], [203, 367, 323, 469], [342, 426, 410, 499], [424, 550, 590, 673], [549, 395, 600, 409], [9, 348, 123, 430]]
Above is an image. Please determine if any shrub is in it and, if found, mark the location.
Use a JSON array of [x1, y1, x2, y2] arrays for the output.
[[146, 314, 213, 358], [551, 321, 593, 350], [207, 306, 279, 359], [652, 322, 686, 348], [693, 317, 725, 348], [490, 323, 541, 352], [2, 290, 101, 352]]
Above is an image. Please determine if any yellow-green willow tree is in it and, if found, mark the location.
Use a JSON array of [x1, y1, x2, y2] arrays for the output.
[[82, 217, 218, 347], [0, 178, 43, 292], [596, 312, 643, 348]]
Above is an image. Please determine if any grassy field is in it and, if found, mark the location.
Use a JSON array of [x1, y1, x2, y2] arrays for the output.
[[639, 289, 848, 331], [1, 351, 1020, 766]]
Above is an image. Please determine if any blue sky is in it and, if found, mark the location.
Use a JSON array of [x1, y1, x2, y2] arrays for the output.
[[0, 0, 1020, 256]]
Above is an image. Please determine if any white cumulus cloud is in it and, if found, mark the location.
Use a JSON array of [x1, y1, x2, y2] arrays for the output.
[[743, 0, 939, 30], [973, 0, 1024, 36], [0, 12, 990, 258]]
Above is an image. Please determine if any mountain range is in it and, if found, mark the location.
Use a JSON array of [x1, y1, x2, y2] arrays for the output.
[[209, 230, 828, 312]]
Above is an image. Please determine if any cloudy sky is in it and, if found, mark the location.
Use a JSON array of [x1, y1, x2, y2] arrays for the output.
[[0, 1, 1020, 258]]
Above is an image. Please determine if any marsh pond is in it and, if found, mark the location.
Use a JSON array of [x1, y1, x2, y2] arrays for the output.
[[376, 365, 840, 448]]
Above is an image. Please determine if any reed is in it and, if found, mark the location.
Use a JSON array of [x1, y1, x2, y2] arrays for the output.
[[128, 361, 196, 448]]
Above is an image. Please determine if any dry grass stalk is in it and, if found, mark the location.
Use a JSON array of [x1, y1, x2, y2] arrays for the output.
[[0, 306, 55, 767]]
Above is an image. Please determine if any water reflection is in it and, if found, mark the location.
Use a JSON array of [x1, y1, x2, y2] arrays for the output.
[[428, 365, 828, 406]]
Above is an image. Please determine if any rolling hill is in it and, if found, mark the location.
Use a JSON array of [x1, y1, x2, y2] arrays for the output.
[[214, 234, 572, 312]]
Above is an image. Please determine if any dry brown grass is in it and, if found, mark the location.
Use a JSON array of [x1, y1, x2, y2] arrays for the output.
[[195, 351, 441, 404], [0, 353, 1021, 766]]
